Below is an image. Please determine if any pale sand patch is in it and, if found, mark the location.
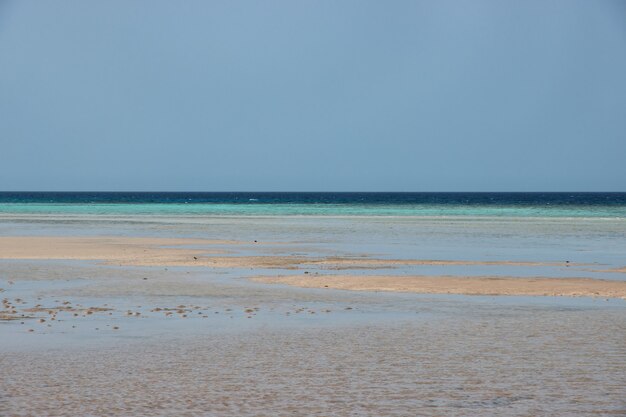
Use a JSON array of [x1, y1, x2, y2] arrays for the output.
[[118, 255, 305, 269], [604, 267, 626, 273], [253, 274, 626, 298], [121, 256, 573, 269], [0, 236, 587, 269], [0, 236, 306, 269], [0, 236, 238, 264], [124, 256, 583, 269], [300, 257, 578, 269]]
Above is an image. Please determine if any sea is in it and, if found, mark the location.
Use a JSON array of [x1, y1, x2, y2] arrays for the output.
[[1, 192, 626, 416], [1, 191, 625, 217]]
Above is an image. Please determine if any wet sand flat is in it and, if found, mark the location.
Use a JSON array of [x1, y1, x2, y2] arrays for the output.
[[1, 224, 626, 416], [254, 274, 626, 298], [2, 310, 625, 417], [0, 236, 238, 261], [0, 235, 589, 270], [0, 236, 622, 298]]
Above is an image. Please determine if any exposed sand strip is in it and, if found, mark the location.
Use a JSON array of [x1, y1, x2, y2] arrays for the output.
[[603, 267, 626, 273], [300, 257, 579, 269], [0, 236, 582, 270], [123, 256, 577, 269], [253, 274, 626, 298], [0, 236, 234, 263]]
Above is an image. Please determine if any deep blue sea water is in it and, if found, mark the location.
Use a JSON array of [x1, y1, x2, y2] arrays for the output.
[[0, 192, 625, 217]]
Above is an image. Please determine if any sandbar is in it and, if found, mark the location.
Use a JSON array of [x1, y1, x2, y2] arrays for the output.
[[1, 236, 622, 299], [253, 274, 626, 298], [0, 236, 235, 264], [0, 236, 581, 269]]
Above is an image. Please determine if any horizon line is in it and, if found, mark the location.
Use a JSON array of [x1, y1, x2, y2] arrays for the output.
[[1, 190, 626, 194]]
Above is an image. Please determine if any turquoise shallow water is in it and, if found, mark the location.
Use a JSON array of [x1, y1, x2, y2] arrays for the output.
[[1, 202, 626, 217], [1, 192, 625, 217]]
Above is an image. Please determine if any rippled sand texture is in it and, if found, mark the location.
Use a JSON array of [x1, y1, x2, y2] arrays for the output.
[[2, 309, 626, 417]]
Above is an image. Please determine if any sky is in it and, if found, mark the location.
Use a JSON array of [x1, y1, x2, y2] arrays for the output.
[[1, 0, 625, 192]]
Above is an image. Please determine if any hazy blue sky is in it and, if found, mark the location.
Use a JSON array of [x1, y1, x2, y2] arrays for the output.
[[1, 0, 625, 191]]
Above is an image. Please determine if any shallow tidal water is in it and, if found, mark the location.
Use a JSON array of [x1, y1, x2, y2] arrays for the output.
[[3, 308, 626, 417], [1, 207, 626, 416]]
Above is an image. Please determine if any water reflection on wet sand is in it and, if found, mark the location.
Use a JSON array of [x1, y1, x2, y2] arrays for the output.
[[2, 306, 626, 417], [1, 214, 626, 416]]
